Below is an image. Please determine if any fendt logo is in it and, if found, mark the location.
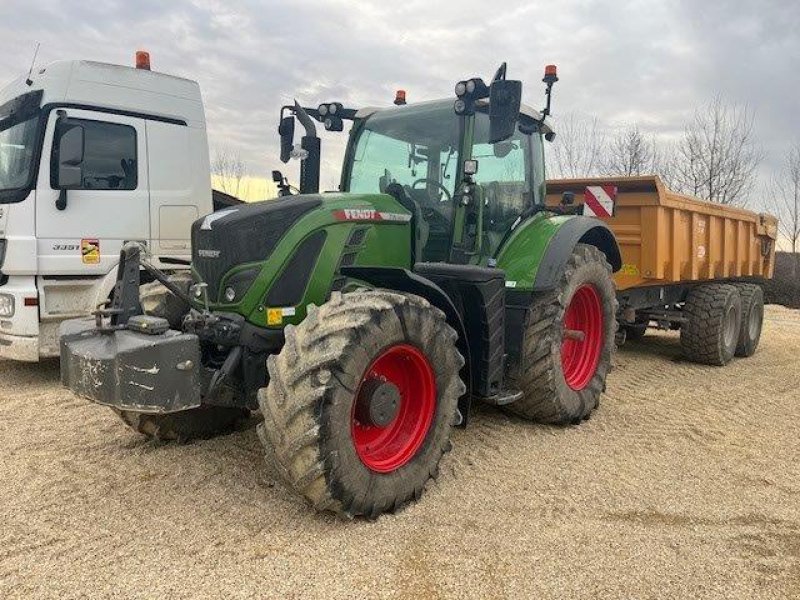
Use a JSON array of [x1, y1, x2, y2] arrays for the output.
[[198, 249, 221, 258], [332, 209, 412, 222], [343, 208, 377, 220]]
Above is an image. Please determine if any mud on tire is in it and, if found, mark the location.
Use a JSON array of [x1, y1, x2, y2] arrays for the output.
[[680, 283, 742, 366], [257, 290, 466, 518], [112, 406, 249, 442], [505, 244, 617, 425]]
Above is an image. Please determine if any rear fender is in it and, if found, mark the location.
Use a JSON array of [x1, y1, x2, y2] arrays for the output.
[[496, 214, 621, 291]]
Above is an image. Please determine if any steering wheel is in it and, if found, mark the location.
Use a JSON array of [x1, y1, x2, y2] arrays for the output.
[[411, 178, 452, 203]]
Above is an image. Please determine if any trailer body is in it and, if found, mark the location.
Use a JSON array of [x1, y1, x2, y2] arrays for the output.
[[546, 176, 777, 290]]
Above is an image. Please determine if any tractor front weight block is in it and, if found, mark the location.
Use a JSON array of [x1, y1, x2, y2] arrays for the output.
[[60, 318, 202, 414]]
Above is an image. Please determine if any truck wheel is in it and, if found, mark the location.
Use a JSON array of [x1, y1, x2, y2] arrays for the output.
[[112, 406, 249, 442], [734, 284, 764, 357], [680, 284, 742, 366], [505, 244, 617, 425], [257, 290, 465, 518], [140, 273, 193, 330]]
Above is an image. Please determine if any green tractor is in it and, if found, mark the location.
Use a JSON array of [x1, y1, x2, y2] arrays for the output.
[[61, 63, 621, 518]]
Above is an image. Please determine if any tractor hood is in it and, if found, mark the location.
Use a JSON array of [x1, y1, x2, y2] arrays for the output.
[[191, 195, 322, 302]]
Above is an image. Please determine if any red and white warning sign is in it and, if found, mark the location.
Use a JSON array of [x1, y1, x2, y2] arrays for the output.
[[583, 185, 617, 218]]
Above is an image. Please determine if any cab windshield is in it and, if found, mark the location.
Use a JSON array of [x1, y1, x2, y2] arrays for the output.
[[0, 91, 42, 200], [345, 100, 540, 260], [0, 116, 39, 191]]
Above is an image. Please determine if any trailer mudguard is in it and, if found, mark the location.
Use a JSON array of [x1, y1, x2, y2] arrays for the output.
[[496, 213, 621, 291], [340, 265, 473, 425]]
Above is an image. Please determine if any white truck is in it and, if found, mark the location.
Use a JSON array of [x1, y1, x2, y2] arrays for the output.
[[0, 54, 231, 361]]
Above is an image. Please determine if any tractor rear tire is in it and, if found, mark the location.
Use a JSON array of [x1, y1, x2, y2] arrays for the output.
[[257, 290, 465, 518], [680, 284, 742, 366], [505, 244, 617, 425], [734, 283, 764, 357], [112, 406, 249, 442], [140, 272, 194, 330]]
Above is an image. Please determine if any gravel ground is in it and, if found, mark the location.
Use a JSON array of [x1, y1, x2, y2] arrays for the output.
[[1, 305, 798, 599]]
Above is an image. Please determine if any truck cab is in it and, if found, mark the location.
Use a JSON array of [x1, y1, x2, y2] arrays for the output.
[[0, 58, 213, 360]]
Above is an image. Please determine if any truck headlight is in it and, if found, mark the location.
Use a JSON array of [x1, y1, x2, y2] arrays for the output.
[[0, 294, 14, 318]]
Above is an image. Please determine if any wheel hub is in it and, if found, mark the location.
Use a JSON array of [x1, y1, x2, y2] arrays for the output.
[[355, 379, 401, 427], [350, 344, 436, 474]]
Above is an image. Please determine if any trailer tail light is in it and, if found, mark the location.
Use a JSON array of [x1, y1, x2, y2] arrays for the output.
[[24, 297, 38, 307], [135, 51, 151, 71]]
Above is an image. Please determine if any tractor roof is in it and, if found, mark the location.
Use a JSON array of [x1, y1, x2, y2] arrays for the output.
[[355, 99, 553, 136]]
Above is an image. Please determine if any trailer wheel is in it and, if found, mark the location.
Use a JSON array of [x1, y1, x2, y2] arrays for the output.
[[680, 284, 742, 366], [112, 406, 249, 442], [257, 290, 465, 518], [734, 284, 764, 357], [505, 244, 617, 425]]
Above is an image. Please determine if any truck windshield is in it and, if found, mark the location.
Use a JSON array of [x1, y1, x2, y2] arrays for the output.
[[0, 90, 43, 200], [0, 116, 39, 191]]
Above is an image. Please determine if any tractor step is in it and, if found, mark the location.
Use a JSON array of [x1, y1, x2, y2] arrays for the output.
[[482, 389, 523, 406]]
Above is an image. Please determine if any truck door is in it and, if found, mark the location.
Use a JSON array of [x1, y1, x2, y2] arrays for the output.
[[35, 109, 149, 275]]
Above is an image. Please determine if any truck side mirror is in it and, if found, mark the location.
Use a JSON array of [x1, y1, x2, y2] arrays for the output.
[[54, 123, 85, 211], [488, 79, 522, 144], [56, 124, 85, 189], [279, 116, 295, 164]]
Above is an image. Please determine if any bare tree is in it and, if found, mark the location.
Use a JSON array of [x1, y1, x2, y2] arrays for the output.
[[600, 125, 661, 176], [771, 144, 800, 273], [546, 112, 602, 179], [211, 148, 249, 199], [663, 95, 762, 206]]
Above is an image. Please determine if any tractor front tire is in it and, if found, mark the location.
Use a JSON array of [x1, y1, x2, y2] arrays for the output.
[[680, 284, 742, 366], [112, 406, 249, 442], [257, 290, 465, 518], [505, 244, 617, 425], [734, 283, 764, 358]]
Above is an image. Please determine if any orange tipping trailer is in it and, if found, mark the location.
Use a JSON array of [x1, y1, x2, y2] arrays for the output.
[[546, 175, 778, 289], [545, 176, 778, 365]]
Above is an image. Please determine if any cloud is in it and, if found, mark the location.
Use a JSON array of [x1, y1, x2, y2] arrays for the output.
[[1, 0, 798, 206]]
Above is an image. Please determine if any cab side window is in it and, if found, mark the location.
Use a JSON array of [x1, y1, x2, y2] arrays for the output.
[[51, 118, 137, 190]]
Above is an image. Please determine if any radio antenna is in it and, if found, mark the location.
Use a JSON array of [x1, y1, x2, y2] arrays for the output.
[[25, 42, 41, 86]]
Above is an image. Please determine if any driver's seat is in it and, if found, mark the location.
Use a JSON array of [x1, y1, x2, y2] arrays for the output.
[[385, 182, 429, 262]]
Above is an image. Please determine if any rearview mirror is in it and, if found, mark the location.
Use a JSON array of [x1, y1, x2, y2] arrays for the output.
[[493, 141, 516, 158], [56, 124, 84, 189], [488, 79, 522, 144], [278, 115, 295, 163]]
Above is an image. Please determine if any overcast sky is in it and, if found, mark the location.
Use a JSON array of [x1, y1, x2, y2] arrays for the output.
[[1, 0, 798, 205]]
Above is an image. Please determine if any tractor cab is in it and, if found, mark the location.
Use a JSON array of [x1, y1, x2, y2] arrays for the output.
[[276, 62, 554, 267], [341, 100, 548, 263]]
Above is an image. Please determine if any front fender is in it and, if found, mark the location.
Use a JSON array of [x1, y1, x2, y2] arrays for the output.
[[496, 214, 621, 292]]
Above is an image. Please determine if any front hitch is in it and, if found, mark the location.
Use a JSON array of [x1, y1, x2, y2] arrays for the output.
[[59, 242, 203, 414]]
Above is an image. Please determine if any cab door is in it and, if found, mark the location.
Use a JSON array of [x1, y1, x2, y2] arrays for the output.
[[35, 109, 150, 275]]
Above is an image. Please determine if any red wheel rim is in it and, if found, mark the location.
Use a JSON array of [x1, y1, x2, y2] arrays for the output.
[[351, 344, 436, 473], [561, 284, 604, 391]]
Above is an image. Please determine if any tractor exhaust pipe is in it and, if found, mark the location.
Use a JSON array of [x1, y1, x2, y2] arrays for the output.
[[294, 101, 321, 195]]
